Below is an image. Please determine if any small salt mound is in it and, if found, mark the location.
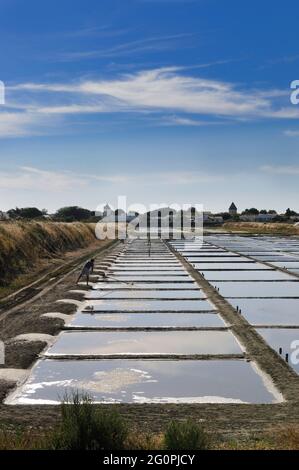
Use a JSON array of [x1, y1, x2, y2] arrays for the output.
[[0, 368, 29, 384], [41, 312, 72, 324], [56, 298, 82, 307], [8, 333, 54, 344]]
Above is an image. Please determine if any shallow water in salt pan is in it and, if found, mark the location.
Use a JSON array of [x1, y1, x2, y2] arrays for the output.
[[6, 359, 279, 404], [45, 330, 242, 357], [85, 289, 204, 299], [216, 281, 299, 298], [93, 282, 196, 290], [193, 263, 267, 270], [186, 257, 251, 263], [68, 312, 225, 329], [228, 298, 299, 326], [204, 271, 292, 281], [106, 271, 186, 276], [257, 328, 299, 374], [80, 299, 214, 312], [110, 267, 184, 271], [108, 275, 191, 281]]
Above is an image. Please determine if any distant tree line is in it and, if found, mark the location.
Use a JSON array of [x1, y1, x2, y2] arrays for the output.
[[7, 207, 48, 219], [241, 208, 277, 215], [3, 206, 299, 222], [6, 206, 97, 222]]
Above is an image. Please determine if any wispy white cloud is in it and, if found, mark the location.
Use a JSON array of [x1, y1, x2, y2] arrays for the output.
[[159, 115, 213, 126], [2, 67, 299, 138], [61, 26, 131, 39], [0, 112, 55, 137], [261, 54, 299, 69], [284, 129, 299, 137], [90, 170, 224, 185], [55, 34, 195, 61], [153, 171, 224, 184], [0, 166, 223, 192], [7, 67, 274, 115], [262, 107, 299, 119], [261, 165, 299, 175], [0, 166, 86, 191]]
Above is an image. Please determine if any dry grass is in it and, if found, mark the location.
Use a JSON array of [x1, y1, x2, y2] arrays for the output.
[[125, 432, 164, 450], [0, 428, 49, 450], [272, 426, 299, 450], [0, 221, 99, 286], [215, 426, 299, 450], [223, 222, 299, 236], [0, 425, 299, 450]]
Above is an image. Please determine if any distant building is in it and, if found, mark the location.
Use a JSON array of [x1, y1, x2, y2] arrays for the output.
[[103, 204, 113, 218], [239, 214, 256, 222], [203, 212, 223, 225], [256, 213, 276, 222], [0, 211, 9, 220], [240, 213, 277, 222], [229, 202, 237, 216]]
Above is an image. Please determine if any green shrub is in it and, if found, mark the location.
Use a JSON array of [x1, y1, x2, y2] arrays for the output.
[[51, 391, 128, 450], [164, 420, 209, 450]]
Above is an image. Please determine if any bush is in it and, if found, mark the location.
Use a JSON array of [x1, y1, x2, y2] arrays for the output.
[[7, 207, 45, 219], [51, 391, 128, 450], [164, 420, 210, 450], [55, 206, 91, 222]]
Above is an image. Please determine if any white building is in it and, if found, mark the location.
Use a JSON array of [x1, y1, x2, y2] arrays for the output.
[[256, 213, 276, 222], [240, 214, 256, 222], [240, 213, 276, 222], [103, 204, 114, 218]]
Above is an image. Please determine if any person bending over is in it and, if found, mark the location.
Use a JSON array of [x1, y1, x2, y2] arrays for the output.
[[77, 259, 95, 286]]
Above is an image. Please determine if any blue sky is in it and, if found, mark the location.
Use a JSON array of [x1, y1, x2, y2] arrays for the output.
[[0, 0, 299, 213]]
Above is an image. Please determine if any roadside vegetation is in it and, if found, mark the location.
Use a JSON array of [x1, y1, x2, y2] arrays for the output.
[[0, 221, 100, 288], [0, 393, 210, 450], [223, 222, 299, 236], [0, 393, 298, 450]]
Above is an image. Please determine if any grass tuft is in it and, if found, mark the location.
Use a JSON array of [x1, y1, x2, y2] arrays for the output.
[[164, 419, 210, 450]]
